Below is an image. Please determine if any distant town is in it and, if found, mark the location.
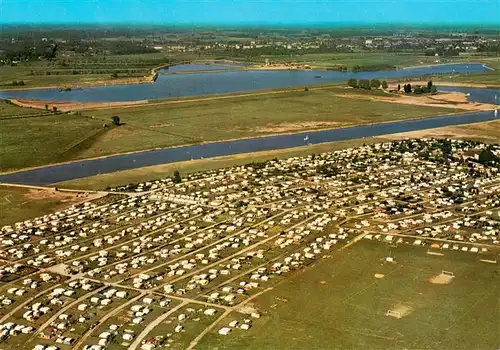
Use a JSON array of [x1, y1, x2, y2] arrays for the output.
[[1, 26, 499, 66]]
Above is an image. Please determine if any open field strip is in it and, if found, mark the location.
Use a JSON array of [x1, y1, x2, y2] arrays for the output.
[[1, 86, 464, 172]]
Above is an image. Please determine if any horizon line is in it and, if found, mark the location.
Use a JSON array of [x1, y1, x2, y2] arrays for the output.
[[1, 21, 499, 28]]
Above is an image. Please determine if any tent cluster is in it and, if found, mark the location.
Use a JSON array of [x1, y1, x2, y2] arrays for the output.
[[0, 138, 498, 348]]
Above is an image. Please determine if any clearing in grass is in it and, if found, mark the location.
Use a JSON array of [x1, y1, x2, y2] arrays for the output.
[[0, 185, 101, 227]]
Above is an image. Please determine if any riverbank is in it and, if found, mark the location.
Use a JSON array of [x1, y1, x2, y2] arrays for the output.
[[388, 80, 500, 89], [336, 89, 497, 111], [0, 109, 495, 186], [0, 86, 463, 174], [8, 98, 150, 111], [388, 119, 500, 144], [0, 91, 461, 175], [54, 119, 500, 190], [5, 84, 339, 111], [0, 62, 167, 92], [54, 138, 380, 190], [8, 81, 490, 113]]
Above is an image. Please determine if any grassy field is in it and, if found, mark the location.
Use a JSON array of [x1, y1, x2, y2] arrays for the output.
[[76, 87, 458, 157], [0, 87, 459, 172], [197, 240, 499, 349], [0, 100, 52, 118], [259, 52, 461, 68], [0, 185, 96, 226], [253, 52, 498, 71], [0, 111, 104, 171], [0, 53, 170, 89]]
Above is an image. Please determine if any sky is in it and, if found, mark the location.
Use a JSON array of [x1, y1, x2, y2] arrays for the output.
[[1, 0, 499, 25]]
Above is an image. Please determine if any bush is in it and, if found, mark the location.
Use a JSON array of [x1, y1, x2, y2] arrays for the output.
[[370, 79, 381, 89], [414, 86, 424, 94], [111, 116, 121, 126], [478, 148, 499, 165], [358, 79, 371, 90], [382, 81, 388, 89], [173, 170, 182, 183], [347, 78, 358, 88]]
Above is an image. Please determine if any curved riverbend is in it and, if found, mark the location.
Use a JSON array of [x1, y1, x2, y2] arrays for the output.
[[436, 86, 499, 105], [0, 109, 497, 186], [0, 63, 491, 103]]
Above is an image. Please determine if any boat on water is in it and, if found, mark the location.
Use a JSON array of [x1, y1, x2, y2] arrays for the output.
[[314, 75, 322, 78]]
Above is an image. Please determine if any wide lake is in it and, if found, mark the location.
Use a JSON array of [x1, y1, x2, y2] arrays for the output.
[[0, 62, 492, 102]]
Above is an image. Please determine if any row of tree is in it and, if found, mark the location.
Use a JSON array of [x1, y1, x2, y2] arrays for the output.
[[402, 81, 437, 94], [347, 78, 388, 90], [348, 79, 438, 94]]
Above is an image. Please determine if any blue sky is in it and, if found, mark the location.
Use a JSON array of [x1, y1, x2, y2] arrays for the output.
[[1, 0, 499, 25]]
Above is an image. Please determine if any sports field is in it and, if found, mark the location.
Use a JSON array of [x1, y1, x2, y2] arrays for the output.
[[197, 240, 499, 349]]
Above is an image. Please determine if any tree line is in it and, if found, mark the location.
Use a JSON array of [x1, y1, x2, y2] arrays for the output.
[[347, 78, 388, 90], [347, 78, 437, 94]]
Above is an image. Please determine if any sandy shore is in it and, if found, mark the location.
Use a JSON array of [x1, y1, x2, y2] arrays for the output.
[[7, 79, 496, 113], [388, 80, 500, 89], [335, 89, 497, 111], [250, 64, 312, 70], [386, 120, 500, 143], [9, 98, 149, 112]]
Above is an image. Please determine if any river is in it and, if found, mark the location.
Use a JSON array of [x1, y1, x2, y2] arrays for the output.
[[0, 63, 498, 185], [0, 109, 497, 186], [0, 62, 492, 102]]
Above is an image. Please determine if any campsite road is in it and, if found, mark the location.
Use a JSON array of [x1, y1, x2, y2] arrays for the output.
[[128, 301, 188, 350]]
